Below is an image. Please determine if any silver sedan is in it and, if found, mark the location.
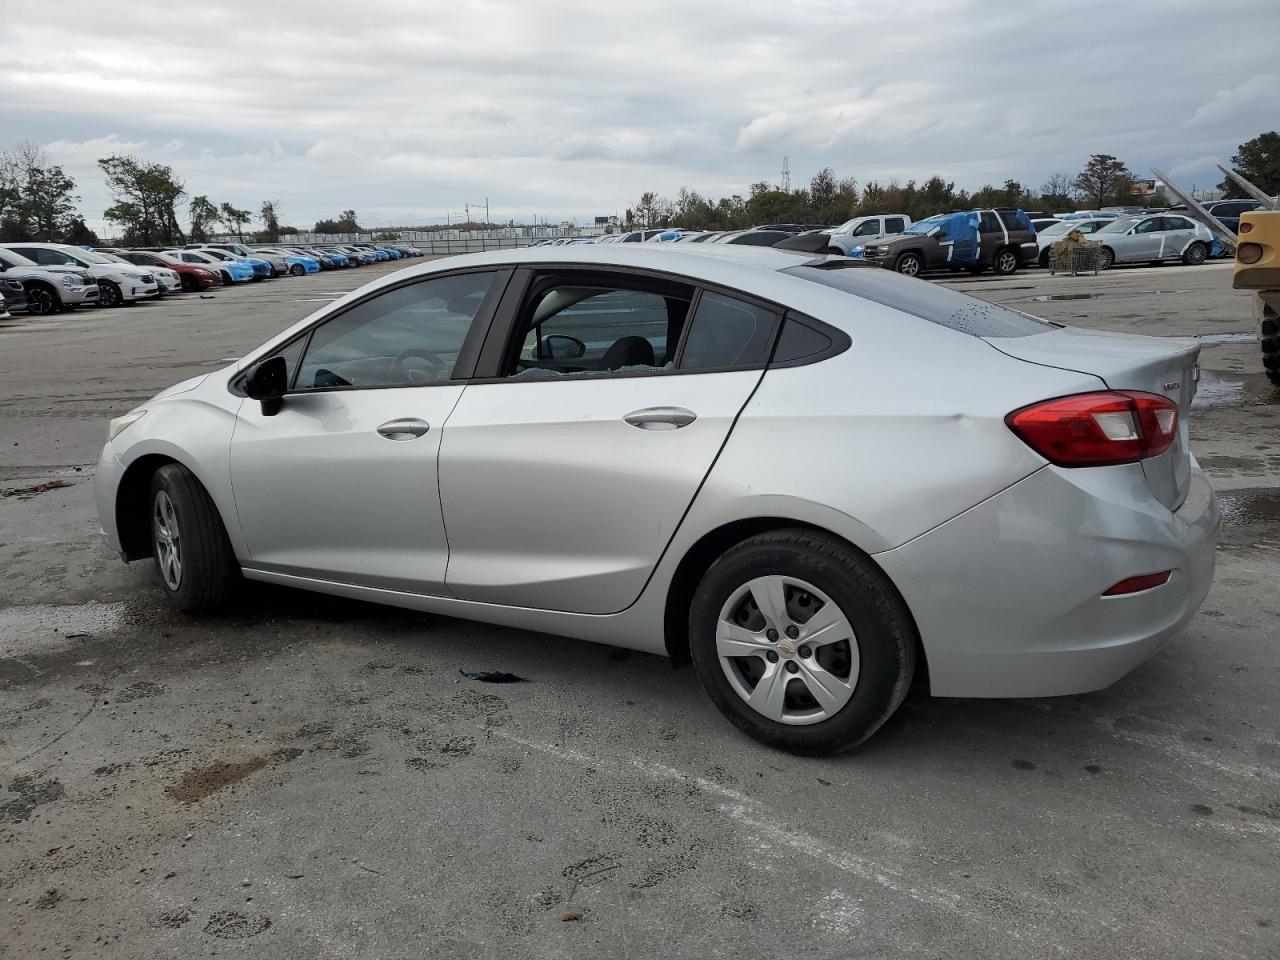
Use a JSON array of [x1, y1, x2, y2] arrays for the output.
[[1092, 214, 1215, 269], [95, 245, 1218, 754]]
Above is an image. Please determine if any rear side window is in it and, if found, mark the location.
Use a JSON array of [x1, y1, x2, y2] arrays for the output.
[[780, 264, 1054, 339], [677, 292, 777, 370], [771, 316, 835, 364]]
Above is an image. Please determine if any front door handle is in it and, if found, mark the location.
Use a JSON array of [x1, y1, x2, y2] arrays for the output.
[[623, 406, 697, 431], [376, 418, 431, 440]]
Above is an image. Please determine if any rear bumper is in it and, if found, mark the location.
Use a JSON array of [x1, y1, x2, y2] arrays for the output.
[[876, 460, 1219, 698]]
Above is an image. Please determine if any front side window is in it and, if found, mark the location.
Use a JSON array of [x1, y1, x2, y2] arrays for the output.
[[852, 220, 881, 237], [295, 271, 497, 390]]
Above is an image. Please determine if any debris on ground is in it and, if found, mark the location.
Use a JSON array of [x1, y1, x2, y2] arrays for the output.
[[459, 669, 528, 684], [561, 912, 583, 922], [1, 480, 74, 499]]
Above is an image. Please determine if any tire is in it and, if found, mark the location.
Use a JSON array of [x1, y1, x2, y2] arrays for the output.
[[826, 247, 844, 256], [25, 283, 60, 315], [1038, 249, 1050, 268], [993, 247, 1019, 275], [99, 280, 123, 308], [1182, 241, 1208, 266], [289, 263, 304, 276], [894, 252, 924, 277], [180, 275, 197, 293], [1262, 316, 1280, 388], [688, 529, 917, 755], [220, 271, 233, 286], [149, 464, 237, 612], [1097, 247, 1115, 271]]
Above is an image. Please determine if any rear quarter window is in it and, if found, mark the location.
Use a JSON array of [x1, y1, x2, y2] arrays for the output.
[[780, 264, 1055, 339]]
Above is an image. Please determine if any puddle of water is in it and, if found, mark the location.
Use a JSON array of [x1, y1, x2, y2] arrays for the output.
[[1024, 290, 1188, 303], [0, 602, 128, 659], [1217, 489, 1280, 546], [1193, 369, 1277, 410]]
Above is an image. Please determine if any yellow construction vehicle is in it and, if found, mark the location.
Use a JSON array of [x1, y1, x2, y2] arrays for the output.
[[1233, 209, 1280, 386]]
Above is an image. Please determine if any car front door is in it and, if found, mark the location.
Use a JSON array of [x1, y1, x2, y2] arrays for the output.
[[438, 270, 780, 614], [229, 268, 507, 593], [1121, 217, 1164, 261]]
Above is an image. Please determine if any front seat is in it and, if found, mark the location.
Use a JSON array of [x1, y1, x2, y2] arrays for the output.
[[599, 335, 655, 370]]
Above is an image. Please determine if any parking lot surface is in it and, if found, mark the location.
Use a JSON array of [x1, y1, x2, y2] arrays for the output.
[[1, 259, 1277, 959]]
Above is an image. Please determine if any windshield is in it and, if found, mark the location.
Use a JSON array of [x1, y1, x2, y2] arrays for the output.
[[1038, 221, 1076, 237], [202, 250, 234, 261], [97, 253, 129, 264], [903, 216, 947, 235], [0, 249, 38, 267], [1095, 218, 1138, 235]]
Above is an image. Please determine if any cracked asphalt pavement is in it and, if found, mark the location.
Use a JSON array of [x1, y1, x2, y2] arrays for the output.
[[1, 259, 1278, 959]]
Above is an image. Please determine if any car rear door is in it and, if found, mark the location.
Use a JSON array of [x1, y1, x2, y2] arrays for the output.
[[229, 268, 508, 593], [1160, 215, 1196, 257], [438, 268, 780, 614]]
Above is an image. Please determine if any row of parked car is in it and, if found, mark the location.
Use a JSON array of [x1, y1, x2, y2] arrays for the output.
[[556, 198, 1260, 277], [0, 240, 424, 317]]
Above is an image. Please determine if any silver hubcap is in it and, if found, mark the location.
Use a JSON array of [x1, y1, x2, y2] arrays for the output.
[[153, 491, 182, 590], [898, 257, 919, 276], [717, 575, 859, 725], [998, 253, 1016, 271]]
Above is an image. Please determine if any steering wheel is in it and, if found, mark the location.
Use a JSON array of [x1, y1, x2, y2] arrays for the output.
[[392, 348, 448, 384]]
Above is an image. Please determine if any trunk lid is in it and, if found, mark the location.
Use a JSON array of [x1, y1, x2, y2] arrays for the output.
[[985, 327, 1199, 510]]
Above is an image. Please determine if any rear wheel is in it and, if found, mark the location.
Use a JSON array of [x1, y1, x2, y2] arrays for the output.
[[993, 247, 1020, 275], [1182, 241, 1208, 266], [895, 252, 924, 277], [149, 464, 237, 612], [1097, 247, 1115, 271], [689, 530, 916, 755], [1262, 315, 1280, 387]]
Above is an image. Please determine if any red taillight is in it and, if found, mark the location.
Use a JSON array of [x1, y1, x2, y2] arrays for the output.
[[1103, 570, 1172, 596], [1006, 391, 1178, 467]]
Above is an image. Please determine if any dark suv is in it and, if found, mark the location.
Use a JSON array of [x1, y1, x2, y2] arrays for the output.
[[859, 208, 1039, 276]]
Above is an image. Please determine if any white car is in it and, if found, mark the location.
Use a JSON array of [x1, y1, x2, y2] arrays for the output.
[[95, 244, 1216, 754], [1, 242, 158, 307], [825, 215, 912, 256], [1033, 217, 1111, 266], [0, 247, 100, 314], [95, 252, 182, 295]]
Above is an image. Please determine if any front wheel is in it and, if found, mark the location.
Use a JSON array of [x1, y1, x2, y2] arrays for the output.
[[993, 247, 1019, 275], [25, 284, 59, 315], [99, 280, 123, 308], [149, 464, 238, 612], [689, 530, 916, 755], [180, 275, 198, 292], [1182, 241, 1208, 266], [288, 263, 304, 276], [895, 252, 923, 277]]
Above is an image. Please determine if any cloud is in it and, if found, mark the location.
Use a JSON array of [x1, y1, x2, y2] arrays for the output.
[[0, 0, 1273, 234]]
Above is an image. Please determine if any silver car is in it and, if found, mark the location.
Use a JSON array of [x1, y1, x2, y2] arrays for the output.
[[1092, 214, 1214, 269], [95, 245, 1218, 754]]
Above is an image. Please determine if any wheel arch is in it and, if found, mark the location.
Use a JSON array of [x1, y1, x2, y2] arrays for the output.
[[114, 453, 230, 562], [22, 277, 60, 305], [661, 516, 928, 687]]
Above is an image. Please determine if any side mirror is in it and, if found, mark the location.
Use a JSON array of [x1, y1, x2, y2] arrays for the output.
[[545, 334, 586, 360], [245, 355, 288, 416]]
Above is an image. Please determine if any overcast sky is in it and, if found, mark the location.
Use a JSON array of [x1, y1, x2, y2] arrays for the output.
[[1, 0, 1275, 233]]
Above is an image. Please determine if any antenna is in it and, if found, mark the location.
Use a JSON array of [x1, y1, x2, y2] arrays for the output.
[[781, 156, 791, 192]]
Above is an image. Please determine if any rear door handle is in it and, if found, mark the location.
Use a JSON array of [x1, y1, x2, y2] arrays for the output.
[[623, 406, 697, 431], [376, 417, 431, 440]]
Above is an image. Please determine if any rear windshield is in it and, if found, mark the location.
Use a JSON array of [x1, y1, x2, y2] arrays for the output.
[[780, 264, 1055, 338]]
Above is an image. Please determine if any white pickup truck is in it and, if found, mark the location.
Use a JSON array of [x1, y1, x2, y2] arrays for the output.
[[824, 214, 913, 256]]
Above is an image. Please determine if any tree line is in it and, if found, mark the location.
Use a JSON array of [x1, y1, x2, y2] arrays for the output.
[[1, 132, 1275, 244], [626, 134, 1278, 230]]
